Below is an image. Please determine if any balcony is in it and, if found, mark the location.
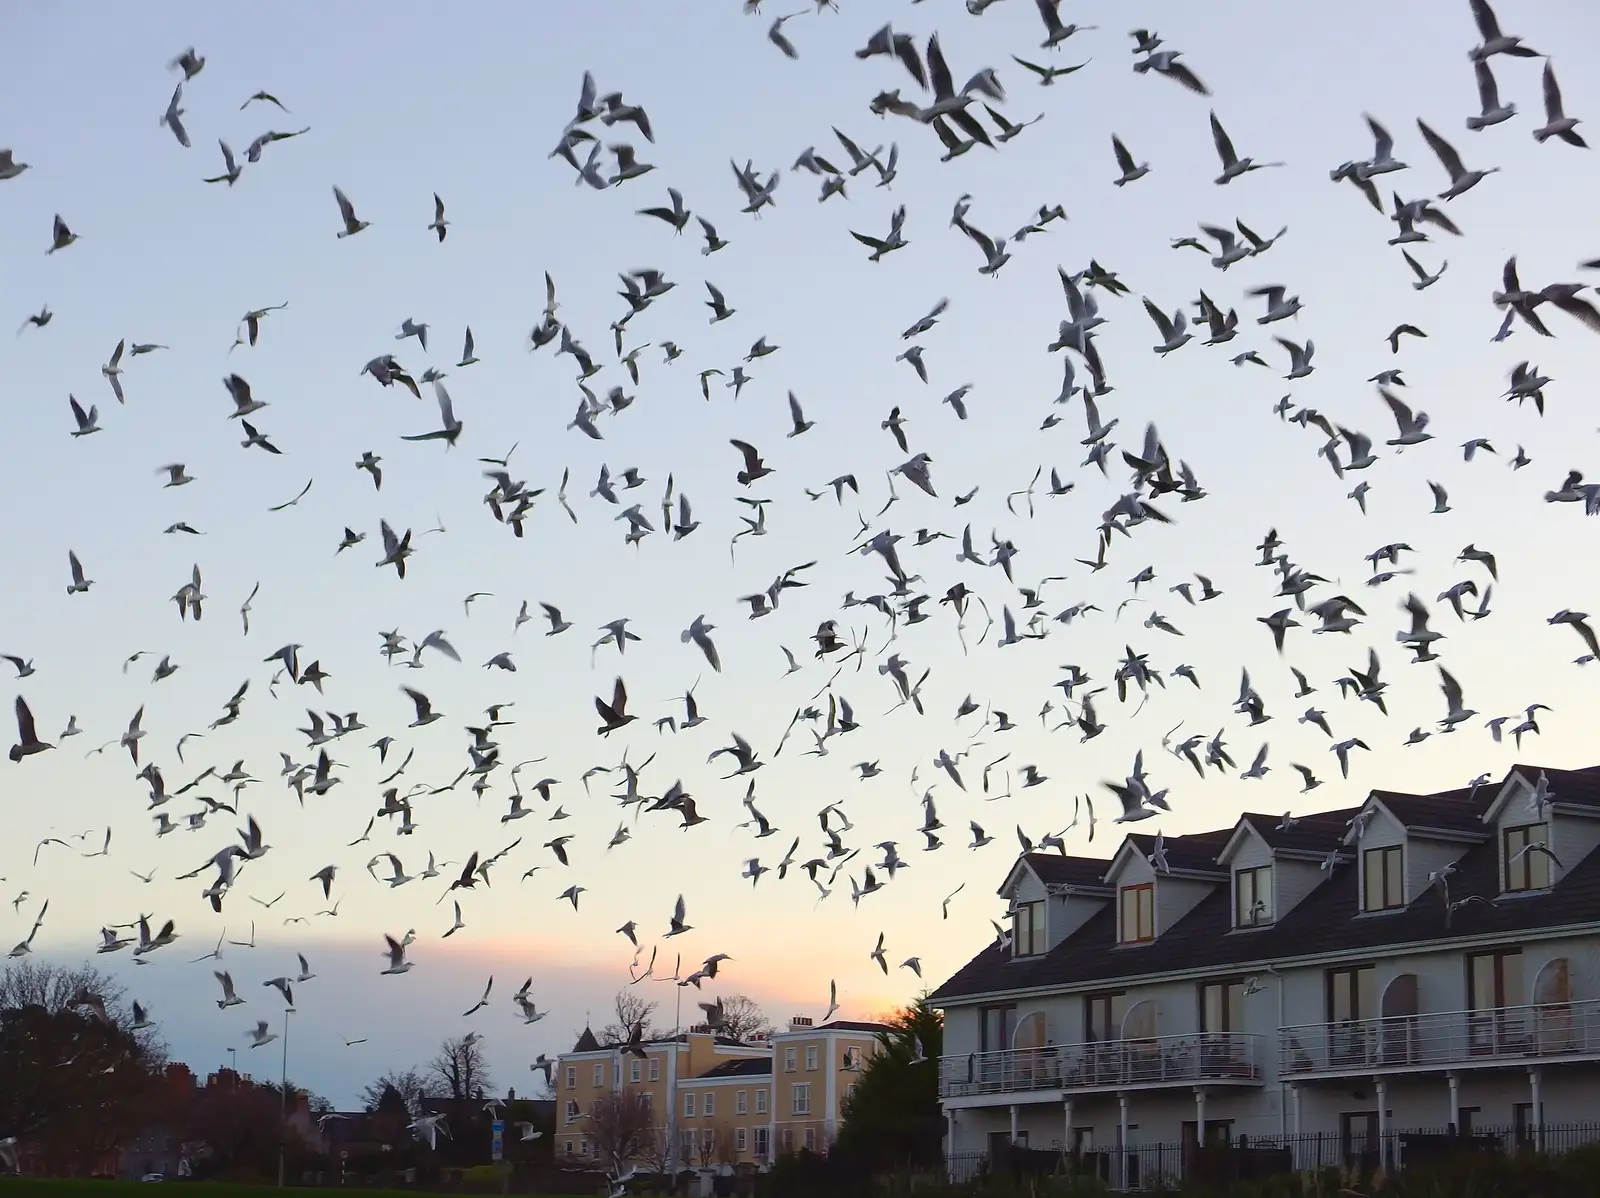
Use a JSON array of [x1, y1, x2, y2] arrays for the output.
[[1279, 998, 1600, 1079], [939, 1033, 1263, 1100]]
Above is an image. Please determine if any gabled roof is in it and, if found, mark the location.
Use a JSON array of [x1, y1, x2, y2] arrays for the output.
[[1109, 829, 1231, 881], [999, 852, 1113, 896], [929, 764, 1600, 1006], [1483, 764, 1600, 823], [1367, 783, 1493, 839], [1232, 808, 1360, 860]]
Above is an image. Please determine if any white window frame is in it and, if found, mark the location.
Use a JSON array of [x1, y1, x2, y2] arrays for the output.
[[791, 1082, 811, 1115]]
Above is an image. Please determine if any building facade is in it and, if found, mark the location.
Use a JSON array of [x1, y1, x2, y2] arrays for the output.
[[556, 1017, 888, 1171], [929, 764, 1600, 1186]]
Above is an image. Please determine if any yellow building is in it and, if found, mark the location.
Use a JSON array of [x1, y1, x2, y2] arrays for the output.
[[556, 1016, 890, 1170], [769, 1017, 887, 1155]]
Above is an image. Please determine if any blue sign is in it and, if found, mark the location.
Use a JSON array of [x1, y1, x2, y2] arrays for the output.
[[491, 1119, 505, 1162]]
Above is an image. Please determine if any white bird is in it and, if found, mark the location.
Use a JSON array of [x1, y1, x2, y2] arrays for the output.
[[381, 932, 414, 974]]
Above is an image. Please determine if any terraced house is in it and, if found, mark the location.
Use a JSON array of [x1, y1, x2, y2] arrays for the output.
[[929, 763, 1600, 1187], [556, 1016, 888, 1171]]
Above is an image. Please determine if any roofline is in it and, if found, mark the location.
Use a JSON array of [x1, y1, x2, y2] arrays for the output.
[[676, 1073, 771, 1086], [1214, 819, 1265, 867], [995, 856, 1039, 898], [928, 916, 1600, 1008]]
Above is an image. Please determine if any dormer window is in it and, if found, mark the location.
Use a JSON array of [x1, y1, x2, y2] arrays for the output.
[[1362, 845, 1404, 911], [1504, 823, 1552, 892], [1012, 900, 1045, 956], [1234, 865, 1273, 927], [1118, 884, 1154, 944]]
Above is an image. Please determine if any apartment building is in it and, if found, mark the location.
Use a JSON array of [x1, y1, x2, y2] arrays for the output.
[[929, 763, 1600, 1183], [556, 1017, 889, 1170]]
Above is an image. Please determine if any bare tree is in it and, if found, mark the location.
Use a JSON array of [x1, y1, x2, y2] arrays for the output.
[[712, 994, 775, 1042], [634, 1122, 673, 1176], [426, 1036, 493, 1100], [0, 958, 165, 1059], [600, 989, 660, 1046], [588, 1089, 657, 1175], [712, 1124, 738, 1166], [361, 1067, 429, 1115]]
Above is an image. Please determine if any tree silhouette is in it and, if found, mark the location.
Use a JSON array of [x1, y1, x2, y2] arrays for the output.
[[426, 1036, 492, 1101], [587, 1089, 657, 1175], [833, 996, 943, 1172], [711, 994, 775, 1042], [600, 989, 660, 1046], [361, 1067, 428, 1115]]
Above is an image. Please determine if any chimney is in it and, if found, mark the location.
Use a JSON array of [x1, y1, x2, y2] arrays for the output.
[[788, 1015, 814, 1031]]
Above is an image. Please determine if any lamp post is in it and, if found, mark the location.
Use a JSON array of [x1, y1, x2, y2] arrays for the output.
[[277, 1007, 294, 1187], [227, 1047, 238, 1076]]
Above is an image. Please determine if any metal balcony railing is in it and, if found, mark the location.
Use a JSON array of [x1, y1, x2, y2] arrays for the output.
[[939, 1033, 1263, 1098], [1278, 998, 1600, 1077]]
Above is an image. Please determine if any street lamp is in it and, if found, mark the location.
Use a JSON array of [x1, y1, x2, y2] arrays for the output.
[[277, 1007, 295, 1187], [227, 1047, 238, 1076]]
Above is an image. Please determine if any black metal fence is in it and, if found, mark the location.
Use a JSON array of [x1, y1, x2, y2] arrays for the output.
[[945, 1120, 1600, 1191]]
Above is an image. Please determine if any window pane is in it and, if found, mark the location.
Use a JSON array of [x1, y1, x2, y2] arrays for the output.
[[1385, 848, 1402, 905], [1363, 855, 1382, 910]]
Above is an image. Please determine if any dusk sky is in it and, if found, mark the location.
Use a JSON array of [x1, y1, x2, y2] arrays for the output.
[[3, 0, 1600, 1109]]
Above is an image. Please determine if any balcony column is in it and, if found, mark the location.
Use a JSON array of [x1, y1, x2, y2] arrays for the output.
[[1194, 1087, 1206, 1142], [1062, 1099, 1073, 1153], [945, 1109, 957, 1180], [1375, 1078, 1389, 1170], [1117, 1092, 1130, 1191], [1009, 1103, 1020, 1145], [1529, 1068, 1544, 1152], [1447, 1072, 1460, 1132], [1287, 1085, 1302, 1170]]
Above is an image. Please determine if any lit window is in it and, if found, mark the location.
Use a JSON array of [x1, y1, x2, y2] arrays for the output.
[[1234, 866, 1273, 926], [1504, 824, 1552, 892], [1119, 884, 1154, 943], [1012, 900, 1046, 956], [1362, 846, 1404, 911]]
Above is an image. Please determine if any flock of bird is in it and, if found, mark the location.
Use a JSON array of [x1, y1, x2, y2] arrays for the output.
[[4, 0, 1600, 1130]]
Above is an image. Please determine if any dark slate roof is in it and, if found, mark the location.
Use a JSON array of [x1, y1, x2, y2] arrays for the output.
[[1124, 829, 1232, 875], [1240, 808, 1360, 855], [1017, 853, 1113, 890], [816, 1019, 893, 1033], [1516, 763, 1600, 809], [696, 1058, 772, 1078], [571, 1026, 601, 1052], [930, 765, 1600, 1004], [1373, 784, 1493, 835]]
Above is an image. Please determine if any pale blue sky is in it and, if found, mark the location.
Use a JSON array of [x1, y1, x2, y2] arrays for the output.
[[3, 0, 1600, 1108]]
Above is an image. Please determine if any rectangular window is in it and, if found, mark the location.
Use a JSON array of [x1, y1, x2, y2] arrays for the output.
[[846, 1082, 858, 1103], [755, 1088, 768, 1114], [1084, 991, 1123, 1042], [1199, 978, 1246, 1033], [702, 1128, 715, 1156], [1362, 846, 1404, 911], [1235, 866, 1274, 926], [755, 1127, 770, 1158], [564, 1141, 574, 1156], [565, 1066, 576, 1089], [1119, 884, 1154, 943], [580, 1140, 590, 1157], [1468, 949, 1524, 1010], [641, 1090, 652, 1111], [735, 1090, 748, 1115], [979, 1004, 1016, 1052], [781, 1128, 793, 1152], [564, 1100, 579, 1124], [1326, 965, 1376, 1023], [593, 1063, 605, 1087], [736, 1127, 748, 1153], [1012, 899, 1046, 956], [843, 1045, 862, 1070], [649, 1057, 660, 1082], [804, 1128, 816, 1151], [784, 1047, 797, 1072], [791, 1082, 811, 1115], [684, 1093, 696, 1118], [1504, 823, 1552, 892], [804, 1046, 818, 1071], [703, 1093, 714, 1117], [629, 1060, 641, 1083], [680, 1128, 696, 1159]]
